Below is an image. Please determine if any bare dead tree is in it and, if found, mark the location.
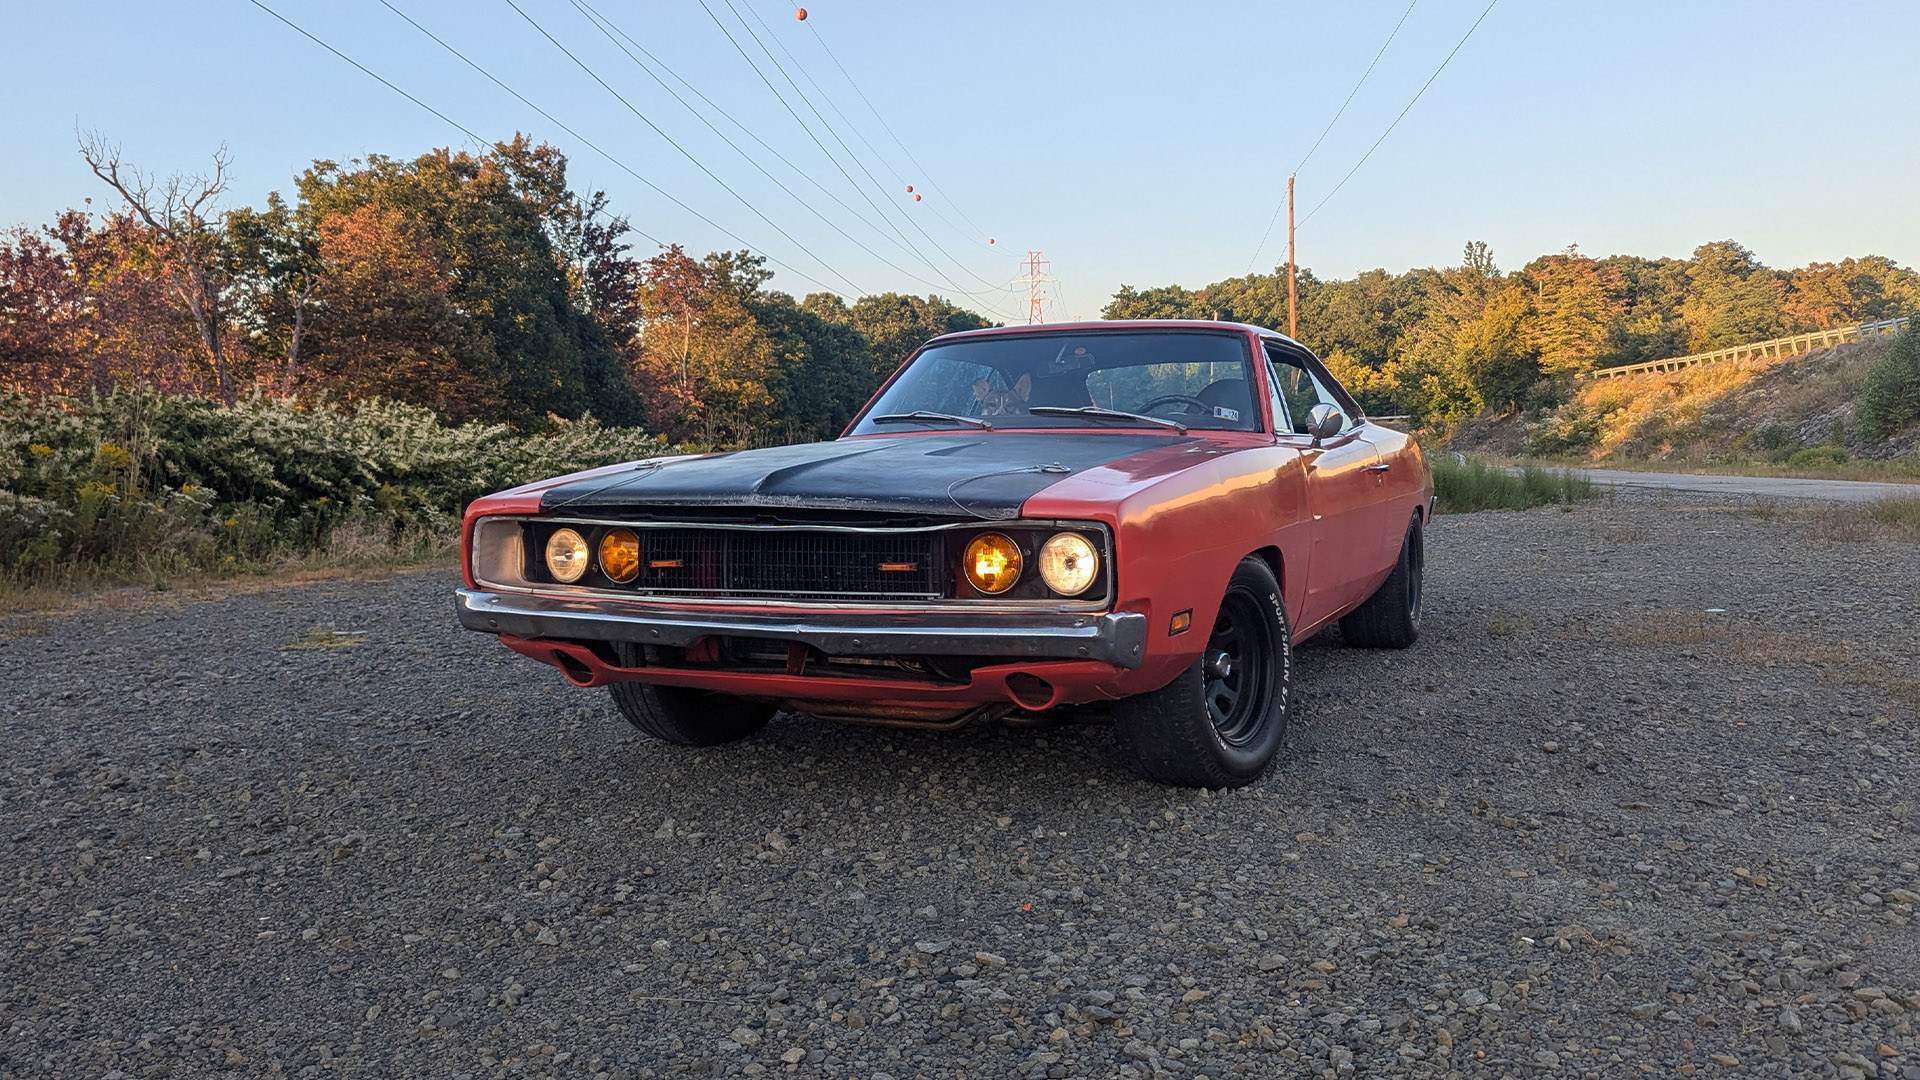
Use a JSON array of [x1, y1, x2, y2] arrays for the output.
[[284, 274, 316, 387], [79, 131, 237, 402]]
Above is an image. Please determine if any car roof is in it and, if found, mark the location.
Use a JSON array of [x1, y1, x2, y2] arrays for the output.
[[925, 319, 1306, 349]]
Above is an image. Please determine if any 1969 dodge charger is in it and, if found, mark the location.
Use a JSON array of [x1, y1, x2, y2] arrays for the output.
[[457, 321, 1432, 787]]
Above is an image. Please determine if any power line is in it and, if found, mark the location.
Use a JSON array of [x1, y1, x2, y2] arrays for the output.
[[726, 0, 1007, 297], [249, 0, 666, 249], [1247, 0, 1419, 273], [693, 0, 1013, 320], [803, 15, 995, 245], [764, 7, 997, 254], [737, 0, 1011, 291], [718, 0, 942, 268], [562, 0, 963, 298], [571, 2, 933, 270], [1299, 0, 1501, 230], [501, 0, 868, 296], [566, 0, 1014, 311], [242, 0, 484, 147], [1293, 0, 1421, 177]]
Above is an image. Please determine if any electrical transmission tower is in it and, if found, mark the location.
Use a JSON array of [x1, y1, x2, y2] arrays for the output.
[[1012, 250, 1056, 325]]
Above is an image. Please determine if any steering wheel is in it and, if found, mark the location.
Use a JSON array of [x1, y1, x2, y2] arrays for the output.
[[1139, 394, 1212, 415]]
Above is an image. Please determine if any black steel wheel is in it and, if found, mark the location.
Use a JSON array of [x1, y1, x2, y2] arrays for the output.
[[1113, 557, 1293, 788], [1202, 588, 1276, 747], [1340, 514, 1424, 649]]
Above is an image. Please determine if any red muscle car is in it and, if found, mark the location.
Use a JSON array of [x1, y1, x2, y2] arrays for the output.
[[457, 321, 1432, 787]]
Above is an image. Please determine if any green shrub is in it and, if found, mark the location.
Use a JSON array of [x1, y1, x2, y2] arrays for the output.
[[1432, 454, 1595, 513], [1857, 323, 1920, 439], [1750, 422, 1796, 452], [1524, 403, 1604, 456], [0, 390, 669, 583], [1785, 445, 1849, 468]]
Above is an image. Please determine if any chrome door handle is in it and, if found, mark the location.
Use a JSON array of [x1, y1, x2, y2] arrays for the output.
[[1365, 463, 1391, 473]]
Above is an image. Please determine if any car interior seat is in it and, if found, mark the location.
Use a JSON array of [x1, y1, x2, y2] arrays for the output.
[[1025, 372, 1094, 410], [1196, 378, 1253, 425]]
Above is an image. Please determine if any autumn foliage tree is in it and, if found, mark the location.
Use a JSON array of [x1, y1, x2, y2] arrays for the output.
[[302, 202, 496, 419], [2, 136, 659, 428], [1110, 240, 1920, 427]]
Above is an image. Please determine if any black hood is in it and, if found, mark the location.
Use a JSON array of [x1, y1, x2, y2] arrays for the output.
[[537, 432, 1191, 521]]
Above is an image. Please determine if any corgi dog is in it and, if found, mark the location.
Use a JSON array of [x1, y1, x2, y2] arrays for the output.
[[972, 373, 1031, 417]]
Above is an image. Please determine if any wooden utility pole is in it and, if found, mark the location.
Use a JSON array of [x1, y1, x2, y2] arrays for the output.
[[1286, 174, 1298, 339]]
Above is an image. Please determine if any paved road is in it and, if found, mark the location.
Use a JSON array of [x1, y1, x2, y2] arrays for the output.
[[1569, 468, 1917, 502]]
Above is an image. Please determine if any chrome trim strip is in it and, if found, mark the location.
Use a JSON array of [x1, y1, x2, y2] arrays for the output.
[[532, 515, 1108, 535], [455, 589, 1148, 669], [472, 514, 1116, 611]]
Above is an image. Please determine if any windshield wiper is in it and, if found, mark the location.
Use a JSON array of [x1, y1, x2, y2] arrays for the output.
[[1027, 406, 1187, 433], [869, 410, 993, 430]]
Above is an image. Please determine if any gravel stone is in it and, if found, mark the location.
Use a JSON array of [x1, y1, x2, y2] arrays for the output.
[[3, 490, 1918, 1077]]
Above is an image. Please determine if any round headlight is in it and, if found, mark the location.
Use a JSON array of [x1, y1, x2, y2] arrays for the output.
[[599, 528, 640, 583], [1038, 532, 1099, 596], [962, 533, 1022, 594], [544, 527, 590, 583]]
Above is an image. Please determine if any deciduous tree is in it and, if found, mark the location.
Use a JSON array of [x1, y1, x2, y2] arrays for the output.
[[80, 135, 240, 402]]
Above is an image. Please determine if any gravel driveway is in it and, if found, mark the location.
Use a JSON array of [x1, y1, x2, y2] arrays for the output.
[[4, 491, 1918, 1080]]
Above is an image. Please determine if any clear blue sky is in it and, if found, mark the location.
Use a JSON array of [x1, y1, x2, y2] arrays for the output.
[[3, 0, 1916, 324]]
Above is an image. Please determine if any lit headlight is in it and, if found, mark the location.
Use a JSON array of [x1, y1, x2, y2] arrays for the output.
[[599, 528, 640, 583], [1038, 532, 1099, 596], [963, 533, 1022, 594], [544, 527, 590, 583]]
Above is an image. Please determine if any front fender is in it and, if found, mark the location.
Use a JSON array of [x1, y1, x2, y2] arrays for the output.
[[1024, 442, 1313, 691]]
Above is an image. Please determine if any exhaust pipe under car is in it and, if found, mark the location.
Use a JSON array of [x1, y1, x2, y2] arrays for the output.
[[497, 634, 1075, 713]]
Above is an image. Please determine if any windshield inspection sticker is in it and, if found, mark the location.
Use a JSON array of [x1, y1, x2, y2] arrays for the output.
[[1213, 406, 1240, 421]]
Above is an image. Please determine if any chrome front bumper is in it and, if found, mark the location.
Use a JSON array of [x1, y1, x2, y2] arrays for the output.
[[455, 589, 1149, 669]]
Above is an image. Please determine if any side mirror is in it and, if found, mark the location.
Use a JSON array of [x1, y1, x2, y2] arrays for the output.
[[1307, 403, 1345, 445]]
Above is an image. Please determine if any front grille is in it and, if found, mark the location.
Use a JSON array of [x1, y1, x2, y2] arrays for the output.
[[624, 528, 943, 601]]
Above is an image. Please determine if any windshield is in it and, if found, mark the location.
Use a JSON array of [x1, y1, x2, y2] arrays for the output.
[[850, 330, 1261, 435]]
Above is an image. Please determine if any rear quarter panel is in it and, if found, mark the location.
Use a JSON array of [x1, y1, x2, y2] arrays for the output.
[[1368, 423, 1435, 527]]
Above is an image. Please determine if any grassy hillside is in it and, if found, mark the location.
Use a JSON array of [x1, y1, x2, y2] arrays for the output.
[[1449, 334, 1920, 471]]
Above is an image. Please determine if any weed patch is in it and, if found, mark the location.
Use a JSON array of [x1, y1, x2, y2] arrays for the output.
[[1864, 496, 1920, 543], [1432, 455, 1594, 513], [282, 626, 367, 651], [1485, 615, 1531, 637]]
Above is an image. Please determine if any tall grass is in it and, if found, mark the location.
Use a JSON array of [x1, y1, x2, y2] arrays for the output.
[[1864, 496, 1920, 543], [1432, 454, 1595, 513]]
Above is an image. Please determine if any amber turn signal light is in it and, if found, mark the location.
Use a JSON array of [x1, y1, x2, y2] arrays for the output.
[[599, 528, 640, 583], [962, 533, 1022, 594], [1170, 609, 1193, 635]]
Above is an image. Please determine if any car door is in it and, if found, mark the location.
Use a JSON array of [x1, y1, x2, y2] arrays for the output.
[[1264, 344, 1384, 627]]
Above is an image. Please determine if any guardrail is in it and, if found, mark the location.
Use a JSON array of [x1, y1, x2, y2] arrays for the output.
[[1582, 316, 1909, 381]]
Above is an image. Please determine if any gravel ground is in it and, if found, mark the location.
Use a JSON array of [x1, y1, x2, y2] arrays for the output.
[[4, 489, 1919, 1080]]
